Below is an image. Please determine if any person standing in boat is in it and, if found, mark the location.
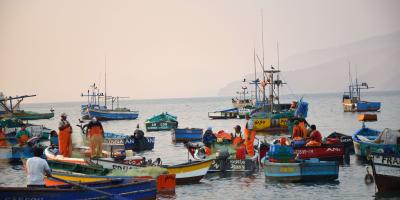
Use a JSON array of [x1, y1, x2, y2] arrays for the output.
[[202, 126, 216, 156], [26, 147, 51, 188], [0, 125, 7, 147], [244, 113, 256, 157], [306, 124, 322, 147], [58, 113, 73, 157], [86, 117, 104, 158], [16, 124, 32, 147]]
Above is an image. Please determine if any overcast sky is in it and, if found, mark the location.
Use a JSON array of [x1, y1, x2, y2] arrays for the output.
[[1, 0, 399, 103]]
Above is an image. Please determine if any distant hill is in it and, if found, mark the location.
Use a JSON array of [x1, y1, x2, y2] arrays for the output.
[[218, 31, 400, 96]]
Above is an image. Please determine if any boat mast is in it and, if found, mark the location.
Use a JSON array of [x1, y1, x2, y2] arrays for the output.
[[253, 47, 258, 103], [104, 56, 107, 108], [261, 10, 267, 109], [276, 41, 280, 107]]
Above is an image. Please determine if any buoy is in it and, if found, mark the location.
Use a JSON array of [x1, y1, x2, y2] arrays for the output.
[[364, 166, 374, 184]]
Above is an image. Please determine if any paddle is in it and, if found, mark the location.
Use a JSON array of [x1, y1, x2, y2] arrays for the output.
[[49, 175, 129, 200]]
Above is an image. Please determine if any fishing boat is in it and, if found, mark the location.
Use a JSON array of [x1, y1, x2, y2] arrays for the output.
[[263, 145, 339, 182], [208, 108, 238, 119], [232, 81, 255, 109], [369, 153, 400, 194], [0, 178, 157, 200], [352, 114, 400, 157], [250, 67, 308, 134], [90, 157, 213, 185], [342, 65, 381, 112], [145, 112, 178, 132], [81, 73, 139, 121], [0, 95, 54, 120], [172, 128, 203, 142]]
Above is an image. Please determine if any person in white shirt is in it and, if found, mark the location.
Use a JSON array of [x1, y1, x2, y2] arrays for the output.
[[26, 147, 51, 187]]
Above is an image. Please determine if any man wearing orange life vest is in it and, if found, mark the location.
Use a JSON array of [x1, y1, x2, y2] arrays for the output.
[[16, 124, 32, 147], [0, 125, 8, 147], [86, 117, 104, 158], [292, 120, 308, 141], [306, 124, 323, 147], [58, 113, 73, 157], [244, 114, 256, 157]]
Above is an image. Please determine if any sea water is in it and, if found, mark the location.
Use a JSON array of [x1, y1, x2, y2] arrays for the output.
[[0, 90, 399, 200]]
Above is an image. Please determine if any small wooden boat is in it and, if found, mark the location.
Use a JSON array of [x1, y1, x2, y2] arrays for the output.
[[90, 157, 213, 185], [145, 112, 178, 132], [0, 178, 157, 200], [263, 144, 339, 182], [172, 128, 203, 142], [352, 114, 400, 157], [369, 154, 400, 194], [208, 108, 238, 119], [342, 69, 381, 112]]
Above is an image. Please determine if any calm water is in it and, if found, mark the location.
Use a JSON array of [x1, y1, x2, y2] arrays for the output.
[[1, 90, 399, 200]]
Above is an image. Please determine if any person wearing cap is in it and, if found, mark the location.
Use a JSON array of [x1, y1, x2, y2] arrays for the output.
[[58, 113, 73, 157], [16, 124, 32, 147], [26, 147, 51, 188], [244, 113, 256, 156], [0, 125, 7, 147], [86, 117, 104, 158], [202, 126, 216, 155]]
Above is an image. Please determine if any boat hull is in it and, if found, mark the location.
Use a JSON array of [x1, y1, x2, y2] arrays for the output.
[[264, 160, 339, 182], [371, 154, 400, 194], [88, 108, 139, 120], [172, 128, 203, 142], [208, 158, 257, 174], [91, 157, 212, 185], [343, 101, 381, 112], [0, 178, 157, 200], [294, 144, 344, 161], [264, 161, 301, 181], [145, 121, 178, 132]]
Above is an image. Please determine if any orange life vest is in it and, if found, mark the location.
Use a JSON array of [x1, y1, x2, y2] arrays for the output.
[[89, 125, 103, 137]]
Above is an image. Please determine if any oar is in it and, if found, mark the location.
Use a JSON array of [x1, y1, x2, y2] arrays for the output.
[[49, 175, 129, 200]]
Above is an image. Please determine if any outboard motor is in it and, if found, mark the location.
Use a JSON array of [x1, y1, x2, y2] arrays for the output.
[[216, 150, 230, 173]]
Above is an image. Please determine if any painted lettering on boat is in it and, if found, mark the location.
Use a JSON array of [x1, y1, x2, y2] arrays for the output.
[[326, 148, 342, 152], [230, 159, 246, 170], [381, 156, 400, 166], [112, 164, 134, 170], [294, 149, 314, 155]]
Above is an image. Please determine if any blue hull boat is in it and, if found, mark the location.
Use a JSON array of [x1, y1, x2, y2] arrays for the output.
[[352, 127, 400, 157], [88, 108, 139, 120], [356, 101, 381, 112], [172, 128, 203, 142], [0, 178, 157, 200], [264, 159, 339, 182]]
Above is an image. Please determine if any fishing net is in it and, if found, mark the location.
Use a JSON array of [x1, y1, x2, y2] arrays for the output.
[[108, 166, 168, 178]]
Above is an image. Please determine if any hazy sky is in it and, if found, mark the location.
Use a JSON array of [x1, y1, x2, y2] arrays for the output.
[[1, 0, 399, 103]]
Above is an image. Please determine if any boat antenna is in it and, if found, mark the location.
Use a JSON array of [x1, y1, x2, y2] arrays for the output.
[[253, 47, 258, 102], [104, 55, 107, 107], [276, 41, 280, 106]]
